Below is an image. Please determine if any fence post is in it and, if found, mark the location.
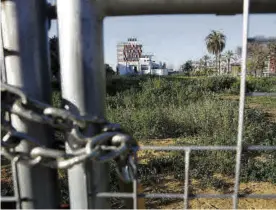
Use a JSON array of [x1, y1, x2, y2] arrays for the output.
[[56, 0, 109, 208], [233, 0, 250, 208], [1, 22, 6, 83], [1, 0, 59, 208]]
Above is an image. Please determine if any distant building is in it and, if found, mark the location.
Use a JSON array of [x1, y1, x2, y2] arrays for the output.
[[264, 54, 276, 76], [116, 38, 168, 76], [116, 37, 143, 75]]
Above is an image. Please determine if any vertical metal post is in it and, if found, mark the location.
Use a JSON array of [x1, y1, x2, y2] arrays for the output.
[[132, 153, 138, 210], [184, 149, 191, 210], [1, 25, 6, 83], [1, 0, 59, 208], [1, 18, 8, 125], [56, 0, 109, 209], [233, 0, 250, 209]]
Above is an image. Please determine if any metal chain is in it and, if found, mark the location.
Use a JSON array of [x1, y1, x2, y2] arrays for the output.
[[1, 82, 139, 183]]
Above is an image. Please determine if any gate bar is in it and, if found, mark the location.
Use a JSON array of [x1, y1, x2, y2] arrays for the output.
[[0, 24, 6, 83], [47, 0, 276, 20], [233, 0, 250, 208], [56, 0, 109, 208], [1, 0, 59, 208], [99, 0, 276, 16]]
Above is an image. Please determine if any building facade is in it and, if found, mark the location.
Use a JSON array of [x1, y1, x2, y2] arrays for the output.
[[116, 38, 142, 74], [264, 54, 276, 76], [116, 38, 168, 76]]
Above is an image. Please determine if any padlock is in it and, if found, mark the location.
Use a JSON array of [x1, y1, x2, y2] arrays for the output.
[[115, 155, 136, 183]]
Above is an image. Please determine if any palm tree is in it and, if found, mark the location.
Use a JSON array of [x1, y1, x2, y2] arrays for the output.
[[205, 30, 226, 74], [224, 50, 234, 74]]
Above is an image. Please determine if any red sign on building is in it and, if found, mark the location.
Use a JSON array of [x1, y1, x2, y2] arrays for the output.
[[123, 44, 142, 62], [269, 55, 276, 73]]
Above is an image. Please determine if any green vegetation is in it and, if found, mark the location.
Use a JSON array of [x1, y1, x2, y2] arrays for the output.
[[2, 30, 275, 209], [105, 75, 276, 208], [180, 32, 276, 77], [106, 76, 276, 185], [107, 75, 276, 96], [2, 75, 276, 208]]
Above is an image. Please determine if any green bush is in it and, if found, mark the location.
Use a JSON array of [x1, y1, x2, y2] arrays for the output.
[[105, 75, 276, 97], [230, 77, 276, 94], [229, 80, 255, 94], [199, 76, 237, 92], [247, 77, 276, 92]]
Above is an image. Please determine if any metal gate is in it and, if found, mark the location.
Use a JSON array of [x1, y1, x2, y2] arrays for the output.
[[1, 0, 276, 209]]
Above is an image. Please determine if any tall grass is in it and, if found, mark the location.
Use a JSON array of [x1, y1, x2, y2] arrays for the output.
[[106, 76, 276, 187]]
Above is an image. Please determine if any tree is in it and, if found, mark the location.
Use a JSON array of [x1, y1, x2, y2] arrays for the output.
[[235, 46, 242, 58], [181, 60, 193, 76], [268, 41, 276, 55], [246, 59, 255, 76], [247, 42, 268, 77], [105, 64, 115, 77], [224, 50, 235, 74], [199, 58, 205, 71], [205, 30, 226, 74], [162, 62, 167, 69], [202, 55, 210, 69], [236, 40, 275, 77]]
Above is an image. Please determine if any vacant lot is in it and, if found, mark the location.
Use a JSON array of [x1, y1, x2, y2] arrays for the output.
[[106, 76, 276, 209], [2, 76, 276, 209]]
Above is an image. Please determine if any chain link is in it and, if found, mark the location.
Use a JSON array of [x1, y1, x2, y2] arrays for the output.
[[1, 82, 139, 183]]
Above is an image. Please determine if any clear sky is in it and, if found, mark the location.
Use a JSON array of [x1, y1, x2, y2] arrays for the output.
[[48, 14, 276, 70]]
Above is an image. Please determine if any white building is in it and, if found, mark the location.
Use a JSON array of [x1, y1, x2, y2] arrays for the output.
[[139, 55, 168, 76]]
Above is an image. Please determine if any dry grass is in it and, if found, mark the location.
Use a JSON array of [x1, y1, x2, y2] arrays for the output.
[[138, 139, 276, 209], [157, 181, 276, 209], [144, 181, 276, 209], [1, 139, 276, 209]]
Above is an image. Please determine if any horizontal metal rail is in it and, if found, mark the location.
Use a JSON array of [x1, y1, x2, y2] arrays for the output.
[[99, 0, 276, 16], [141, 145, 276, 151], [97, 193, 276, 199], [0, 197, 17, 202], [47, 0, 276, 20]]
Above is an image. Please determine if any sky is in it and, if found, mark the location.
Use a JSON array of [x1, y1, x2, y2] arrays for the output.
[[48, 14, 276, 70]]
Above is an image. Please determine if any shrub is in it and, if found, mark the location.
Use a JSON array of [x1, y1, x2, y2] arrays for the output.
[[247, 77, 276, 92], [199, 76, 237, 92]]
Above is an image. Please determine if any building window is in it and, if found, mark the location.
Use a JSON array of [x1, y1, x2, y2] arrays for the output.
[[141, 65, 149, 71]]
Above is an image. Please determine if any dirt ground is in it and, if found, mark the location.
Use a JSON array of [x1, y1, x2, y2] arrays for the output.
[[138, 139, 276, 209], [145, 180, 276, 209], [1, 138, 275, 209]]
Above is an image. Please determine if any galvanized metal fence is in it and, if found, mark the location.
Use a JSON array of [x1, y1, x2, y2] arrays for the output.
[[1, 0, 276, 209]]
